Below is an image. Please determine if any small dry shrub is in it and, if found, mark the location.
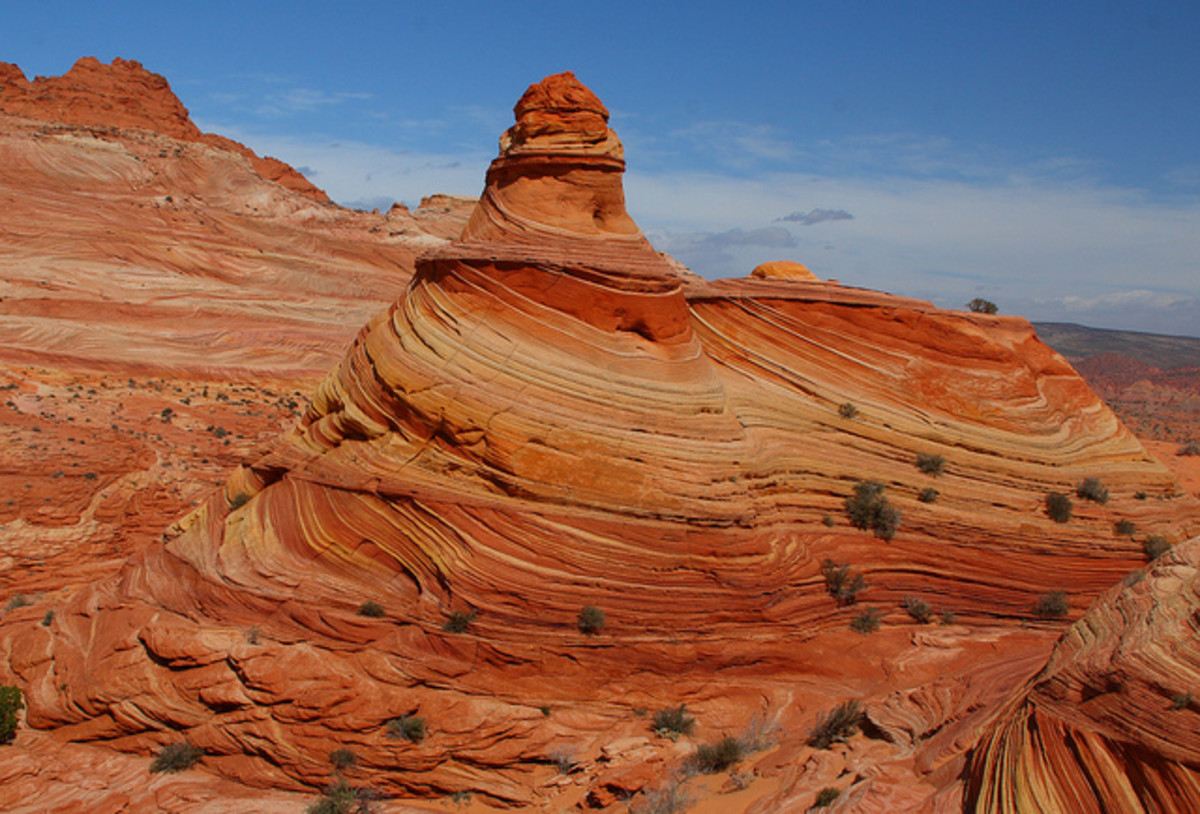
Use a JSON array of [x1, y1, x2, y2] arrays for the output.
[[1033, 590, 1069, 619], [903, 595, 933, 623], [808, 700, 863, 750]]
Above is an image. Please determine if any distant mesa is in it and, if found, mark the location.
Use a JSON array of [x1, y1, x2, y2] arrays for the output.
[[0, 56, 328, 202], [751, 260, 820, 281]]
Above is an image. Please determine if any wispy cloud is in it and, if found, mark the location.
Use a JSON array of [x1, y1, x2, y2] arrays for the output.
[[255, 88, 373, 117], [777, 208, 854, 225]]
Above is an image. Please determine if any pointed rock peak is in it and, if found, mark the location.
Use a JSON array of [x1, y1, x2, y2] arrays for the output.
[[499, 71, 623, 162], [0, 56, 201, 140]]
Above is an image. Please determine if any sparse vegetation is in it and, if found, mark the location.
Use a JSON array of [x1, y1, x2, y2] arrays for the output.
[[1144, 535, 1172, 560], [577, 605, 605, 635], [307, 777, 379, 814], [1033, 590, 1069, 619], [1076, 477, 1109, 504], [1045, 492, 1073, 523], [442, 610, 475, 633], [357, 601, 385, 618], [822, 514, 835, 527], [967, 298, 998, 314], [548, 747, 577, 774], [244, 626, 260, 645], [838, 402, 858, 419], [5, 594, 29, 612], [903, 595, 933, 624], [822, 559, 867, 606], [850, 607, 882, 634], [228, 492, 250, 510], [687, 736, 744, 774], [652, 704, 696, 738], [631, 780, 694, 814], [808, 700, 863, 749], [1178, 441, 1200, 456], [918, 487, 938, 504], [1170, 692, 1193, 710], [1114, 519, 1136, 537], [813, 787, 841, 808], [40, 610, 54, 627], [150, 740, 204, 773], [940, 611, 957, 625], [386, 714, 426, 743], [329, 748, 357, 771], [844, 480, 900, 540], [1135, 490, 1148, 500], [915, 453, 945, 475], [0, 685, 23, 745]]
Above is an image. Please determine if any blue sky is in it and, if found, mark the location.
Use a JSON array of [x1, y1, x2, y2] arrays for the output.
[[5, 1, 1200, 336]]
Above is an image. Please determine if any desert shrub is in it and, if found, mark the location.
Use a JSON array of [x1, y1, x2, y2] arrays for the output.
[[903, 595, 933, 624], [329, 748, 357, 770], [838, 402, 858, 419], [813, 787, 841, 808], [940, 611, 957, 625], [307, 777, 379, 814], [631, 780, 694, 814], [548, 746, 577, 774], [1144, 535, 1172, 560], [1135, 490, 1148, 500], [150, 740, 204, 773], [40, 610, 54, 627], [244, 626, 260, 645], [822, 559, 867, 606], [844, 481, 901, 540], [918, 487, 938, 504], [967, 298, 998, 314], [808, 700, 863, 749], [1170, 692, 1193, 710], [1045, 492, 1073, 523], [822, 514, 835, 527], [1178, 441, 1200, 456], [1114, 519, 1136, 537], [442, 610, 475, 633], [687, 736, 744, 774], [1076, 477, 1109, 504], [386, 713, 426, 743], [915, 453, 945, 475], [228, 492, 250, 510], [5, 594, 29, 612], [850, 607, 882, 634], [357, 601, 385, 618], [1033, 590, 1069, 619], [0, 685, 23, 745], [577, 605, 605, 635], [652, 704, 696, 738]]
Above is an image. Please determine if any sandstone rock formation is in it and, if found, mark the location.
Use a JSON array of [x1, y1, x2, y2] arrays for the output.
[[1, 70, 1199, 812], [0, 56, 327, 201]]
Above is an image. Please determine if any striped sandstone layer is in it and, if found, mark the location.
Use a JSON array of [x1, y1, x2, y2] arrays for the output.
[[2, 72, 1199, 811]]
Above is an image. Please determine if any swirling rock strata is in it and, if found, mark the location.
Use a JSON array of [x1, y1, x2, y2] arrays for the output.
[[3, 72, 1200, 810]]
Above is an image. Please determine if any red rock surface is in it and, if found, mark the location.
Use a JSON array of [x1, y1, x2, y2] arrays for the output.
[[1, 69, 1199, 812], [0, 56, 328, 201], [1071, 352, 1200, 444]]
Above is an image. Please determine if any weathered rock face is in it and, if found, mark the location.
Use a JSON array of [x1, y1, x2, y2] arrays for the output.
[[0, 57, 328, 201], [2, 71, 1200, 811]]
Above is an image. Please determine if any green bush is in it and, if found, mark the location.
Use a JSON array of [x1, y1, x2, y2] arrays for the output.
[[844, 481, 900, 540], [150, 740, 204, 773], [808, 700, 862, 749], [918, 487, 938, 504], [5, 594, 29, 612], [967, 298, 998, 314], [0, 685, 23, 745], [1114, 519, 1136, 537], [652, 704, 696, 738], [850, 607, 882, 634], [329, 748, 357, 770], [357, 601, 385, 618], [577, 605, 605, 635], [1033, 590, 1069, 619], [1134, 490, 1148, 500], [813, 787, 841, 808], [903, 595, 933, 624], [838, 402, 858, 419], [687, 736, 744, 774], [442, 610, 475, 633], [1045, 492, 1073, 523], [307, 777, 379, 814], [1076, 477, 1109, 504], [1170, 692, 1193, 711], [915, 453, 945, 475], [40, 610, 54, 627], [821, 559, 866, 606], [1144, 535, 1172, 560], [386, 714, 426, 743]]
